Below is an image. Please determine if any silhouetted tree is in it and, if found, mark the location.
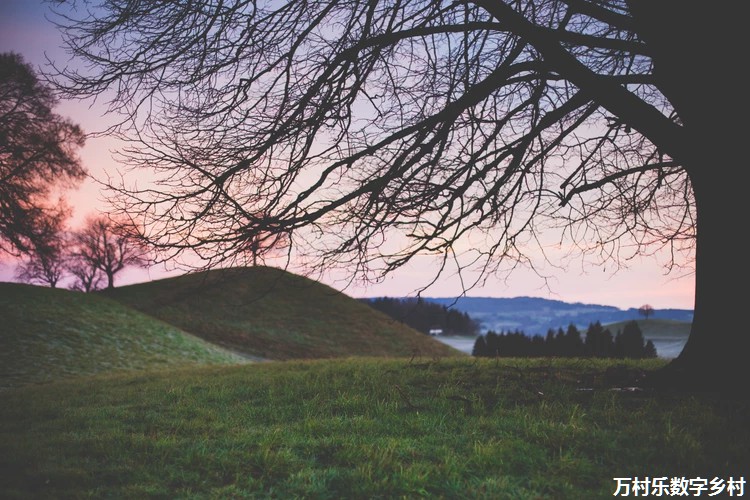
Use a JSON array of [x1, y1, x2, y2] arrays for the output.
[[472, 335, 488, 357], [237, 211, 293, 267], [0, 52, 85, 256], [638, 304, 654, 320], [14, 234, 66, 288], [66, 255, 102, 292], [243, 231, 291, 267], [473, 321, 656, 359], [484, 331, 500, 357], [614, 320, 649, 359], [562, 324, 585, 357], [544, 328, 555, 356], [584, 321, 615, 358], [69, 216, 148, 289], [50, 1, 744, 391]]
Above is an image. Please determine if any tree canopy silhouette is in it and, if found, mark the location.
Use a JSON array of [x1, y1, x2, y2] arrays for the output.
[[0, 52, 85, 256], [638, 304, 654, 320], [69, 216, 148, 290], [51, 1, 744, 392], [14, 234, 66, 288]]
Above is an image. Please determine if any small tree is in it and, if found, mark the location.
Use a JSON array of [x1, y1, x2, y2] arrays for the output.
[[242, 227, 291, 267], [638, 304, 655, 320], [615, 321, 649, 359], [584, 322, 614, 358], [471, 335, 488, 357], [69, 216, 148, 289], [15, 237, 66, 288]]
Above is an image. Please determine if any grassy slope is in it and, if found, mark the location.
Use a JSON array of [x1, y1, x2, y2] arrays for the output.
[[605, 318, 691, 338], [0, 282, 245, 389], [106, 266, 461, 360], [1, 358, 748, 499]]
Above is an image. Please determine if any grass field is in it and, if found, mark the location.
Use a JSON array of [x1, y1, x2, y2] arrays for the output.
[[2, 358, 748, 499], [2, 273, 746, 498]]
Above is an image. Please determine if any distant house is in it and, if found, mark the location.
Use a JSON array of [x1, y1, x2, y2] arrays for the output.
[[429, 328, 443, 336]]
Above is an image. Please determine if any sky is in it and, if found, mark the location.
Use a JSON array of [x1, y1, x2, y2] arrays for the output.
[[0, 1, 696, 310]]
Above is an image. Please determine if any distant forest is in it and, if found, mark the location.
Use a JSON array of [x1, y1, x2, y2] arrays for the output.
[[473, 321, 657, 359], [362, 297, 481, 336]]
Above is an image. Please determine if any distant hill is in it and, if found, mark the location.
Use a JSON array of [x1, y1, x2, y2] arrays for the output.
[[0, 283, 245, 389], [604, 318, 691, 339], [414, 296, 693, 335], [106, 267, 461, 360]]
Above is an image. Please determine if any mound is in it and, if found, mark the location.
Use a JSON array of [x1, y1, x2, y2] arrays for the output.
[[106, 267, 463, 360], [0, 283, 245, 389]]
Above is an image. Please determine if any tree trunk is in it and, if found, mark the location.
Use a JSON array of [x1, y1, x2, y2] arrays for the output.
[[629, 1, 749, 395], [661, 159, 748, 395], [106, 272, 115, 289]]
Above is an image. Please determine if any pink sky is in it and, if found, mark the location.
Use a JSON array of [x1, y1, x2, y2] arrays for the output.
[[0, 1, 695, 310]]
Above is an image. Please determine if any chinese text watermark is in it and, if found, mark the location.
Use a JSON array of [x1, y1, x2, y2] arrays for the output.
[[613, 477, 745, 496]]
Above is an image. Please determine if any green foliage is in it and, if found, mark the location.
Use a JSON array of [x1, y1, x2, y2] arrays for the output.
[[106, 267, 462, 360], [0, 282, 245, 389], [1, 358, 747, 499]]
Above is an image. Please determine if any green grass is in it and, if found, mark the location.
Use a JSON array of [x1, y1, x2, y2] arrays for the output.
[[2, 275, 743, 498], [105, 266, 461, 360], [0, 283, 246, 389], [2, 358, 747, 499]]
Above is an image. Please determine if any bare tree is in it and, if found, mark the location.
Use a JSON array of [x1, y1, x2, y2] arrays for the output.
[[0, 52, 86, 256], [66, 255, 102, 292], [638, 304, 654, 320], [51, 1, 744, 391], [241, 217, 292, 267], [69, 216, 148, 290], [15, 236, 66, 288]]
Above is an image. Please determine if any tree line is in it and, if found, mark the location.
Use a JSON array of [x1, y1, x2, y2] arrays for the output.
[[362, 297, 481, 336], [472, 321, 657, 359], [14, 215, 147, 291]]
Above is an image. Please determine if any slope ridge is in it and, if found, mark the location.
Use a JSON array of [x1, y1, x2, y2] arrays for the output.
[[0, 283, 245, 389], [106, 266, 462, 360]]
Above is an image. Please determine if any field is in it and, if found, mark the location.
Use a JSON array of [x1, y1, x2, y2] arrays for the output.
[[1, 271, 747, 498], [2, 358, 748, 498]]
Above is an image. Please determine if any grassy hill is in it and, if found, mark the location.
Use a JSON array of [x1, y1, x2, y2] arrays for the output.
[[0, 283, 245, 389], [106, 266, 461, 360]]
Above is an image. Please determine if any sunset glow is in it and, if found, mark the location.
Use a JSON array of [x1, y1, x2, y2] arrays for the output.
[[0, 0, 695, 309]]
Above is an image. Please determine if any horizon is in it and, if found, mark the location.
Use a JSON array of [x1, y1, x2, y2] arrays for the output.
[[0, 263, 694, 312]]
